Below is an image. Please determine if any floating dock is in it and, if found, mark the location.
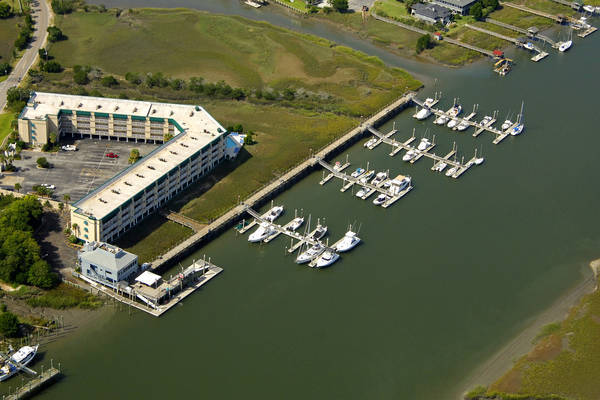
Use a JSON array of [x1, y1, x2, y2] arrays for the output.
[[367, 129, 397, 150], [531, 52, 549, 61], [5, 367, 61, 400], [319, 156, 350, 185], [578, 26, 597, 37], [237, 204, 284, 234]]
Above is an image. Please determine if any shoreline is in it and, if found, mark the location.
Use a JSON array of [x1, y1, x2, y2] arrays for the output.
[[457, 260, 598, 399]]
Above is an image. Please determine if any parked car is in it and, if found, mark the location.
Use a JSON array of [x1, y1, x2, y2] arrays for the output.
[[105, 152, 119, 158], [41, 183, 56, 190], [61, 145, 77, 151]]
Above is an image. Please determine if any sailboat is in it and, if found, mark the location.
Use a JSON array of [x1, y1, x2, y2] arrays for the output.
[[557, 29, 573, 52], [511, 101, 525, 136]]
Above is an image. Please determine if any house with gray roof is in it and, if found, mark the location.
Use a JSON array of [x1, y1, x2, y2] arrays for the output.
[[79, 242, 139, 288], [427, 0, 478, 15], [411, 3, 453, 24]]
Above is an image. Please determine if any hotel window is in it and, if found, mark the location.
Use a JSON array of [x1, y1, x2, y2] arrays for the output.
[[84, 227, 88, 232], [84, 221, 88, 225], [84, 234, 89, 239]]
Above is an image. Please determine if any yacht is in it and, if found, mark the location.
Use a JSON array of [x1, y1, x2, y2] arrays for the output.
[[447, 104, 462, 118], [248, 222, 275, 242], [433, 114, 449, 125], [264, 206, 284, 222], [402, 149, 418, 162], [355, 187, 368, 198], [456, 120, 470, 131], [417, 138, 431, 151], [285, 217, 304, 232], [309, 224, 328, 240], [511, 123, 524, 136], [596, 6, 600, 13], [358, 170, 374, 183], [414, 107, 432, 120], [0, 345, 38, 382], [558, 40, 572, 52], [389, 175, 411, 195], [373, 193, 389, 206], [523, 42, 534, 50], [0, 362, 17, 382], [423, 97, 436, 107], [371, 171, 388, 186], [296, 243, 325, 264], [501, 119, 513, 131], [474, 157, 485, 165], [314, 250, 340, 268], [445, 166, 457, 177], [479, 115, 492, 127], [333, 161, 342, 170], [364, 137, 378, 148], [433, 162, 447, 172], [583, 4, 595, 13], [447, 118, 459, 129], [333, 231, 361, 252], [351, 168, 365, 178]]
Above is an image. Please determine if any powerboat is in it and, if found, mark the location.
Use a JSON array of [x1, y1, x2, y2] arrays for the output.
[[314, 250, 340, 268], [511, 123, 524, 136], [355, 187, 368, 198], [558, 40, 572, 52], [0, 345, 38, 382], [501, 119, 513, 131], [334, 231, 361, 252], [364, 137, 378, 148], [423, 97, 436, 107], [479, 115, 492, 127], [434, 162, 447, 172], [333, 161, 342, 171], [296, 243, 325, 264], [351, 168, 365, 178], [447, 118, 459, 129], [434, 114, 449, 125], [402, 149, 418, 162], [0, 362, 17, 382], [417, 138, 431, 151], [456, 120, 470, 131], [371, 171, 388, 186], [523, 42, 534, 50], [373, 193, 389, 206], [445, 166, 457, 177], [474, 157, 485, 165], [447, 105, 462, 118], [583, 4, 595, 13], [414, 107, 432, 120], [309, 224, 328, 240], [264, 206, 284, 222], [358, 170, 374, 183], [248, 222, 276, 242], [285, 217, 304, 232], [389, 175, 411, 195]]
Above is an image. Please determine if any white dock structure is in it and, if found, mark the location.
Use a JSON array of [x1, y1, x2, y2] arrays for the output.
[[319, 155, 350, 185], [367, 126, 481, 179], [317, 158, 413, 207], [237, 202, 284, 234]]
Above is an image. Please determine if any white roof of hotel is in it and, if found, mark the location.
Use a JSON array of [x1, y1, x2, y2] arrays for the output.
[[27, 92, 227, 220], [21, 92, 221, 135]]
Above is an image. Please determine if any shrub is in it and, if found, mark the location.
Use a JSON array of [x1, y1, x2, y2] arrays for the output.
[[36, 157, 49, 168], [51, 0, 75, 14], [0, 62, 11, 76], [73, 69, 89, 85], [100, 75, 119, 87], [332, 0, 348, 11], [0, 312, 19, 337], [41, 60, 62, 73], [128, 148, 140, 164], [47, 26, 66, 42], [0, 3, 12, 18], [416, 34, 433, 53]]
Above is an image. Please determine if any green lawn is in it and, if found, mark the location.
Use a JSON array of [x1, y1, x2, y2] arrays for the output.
[[447, 25, 507, 51], [45, 8, 421, 261], [510, 0, 576, 16], [426, 42, 482, 66], [0, 112, 16, 145], [489, 6, 558, 30], [484, 277, 600, 400], [274, 0, 309, 13], [0, 11, 22, 64], [372, 0, 411, 18]]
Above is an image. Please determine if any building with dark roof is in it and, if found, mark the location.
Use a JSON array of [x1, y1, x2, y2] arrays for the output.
[[411, 3, 453, 24], [427, 0, 478, 15]]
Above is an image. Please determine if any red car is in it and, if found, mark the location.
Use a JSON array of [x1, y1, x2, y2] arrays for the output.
[[105, 152, 119, 158]]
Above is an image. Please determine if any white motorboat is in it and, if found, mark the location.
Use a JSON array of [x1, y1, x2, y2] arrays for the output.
[[423, 97, 436, 107], [456, 120, 470, 131], [479, 115, 492, 127], [501, 119, 513, 131], [364, 137, 378, 148], [334, 231, 361, 252], [447, 105, 462, 118], [285, 217, 304, 232], [474, 157, 485, 165], [511, 123, 524, 136], [381, 180, 392, 189], [264, 206, 284, 222], [371, 171, 388, 186], [350, 168, 365, 178], [309, 224, 328, 240], [389, 175, 411, 195], [417, 138, 431, 151], [358, 170, 374, 183], [355, 187, 368, 198], [0, 345, 38, 382], [558, 40, 572, 52], [333, 161, 342, 171], [314, 250, 340, 268], [584, 4, 595, 12], [434, 114, 449, 125], [523, 42, 534, 51], [445, 166, 457, 177], [372, 193, 389, 206], [414, 107, 432, 120], [248, 222, 275, 242], [596, 6, 600, 13], [447, 118, 459, 129], [296, 243, 325, 264], [402, 149, 417, 162], [434, 162, 447, 172]]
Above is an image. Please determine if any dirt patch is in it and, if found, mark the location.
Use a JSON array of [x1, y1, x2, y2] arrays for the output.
[[491, 368, 522, 393], [35, 210, 77, 279], [527, 334, 563, 362]]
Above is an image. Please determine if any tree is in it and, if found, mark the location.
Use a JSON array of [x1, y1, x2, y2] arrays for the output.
[[163, 133, 174, 142], [100, 75, 119, 87], [41, 60, 62, 73], [13, 183, 21, 193], [0, 3, 12, 18], [0, 62, 11, 76], [47, 26, 65, 42], [63, 193, 70, 203], [469, 2, 483, 20], [128, 148, 140, 164], [416, 34, 433, 53], [0, 312, 19, 337], [125, 72, 142, 85], [36, 157, 49, 168], [6, 87, 29, 111], [49, 132, 57, 145], [73, 69, 89, 85], [51, 0, 75, 14], [244, 131, 255, 145], [332, 0, 348, 11], [71, 223, 79, 234], [405, 0, 418, 11], [233, 124, 244, 133], [27, 260, 58, 289]]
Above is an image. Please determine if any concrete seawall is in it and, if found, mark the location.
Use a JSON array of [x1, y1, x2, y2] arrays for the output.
[[150, 93, 416, 272]]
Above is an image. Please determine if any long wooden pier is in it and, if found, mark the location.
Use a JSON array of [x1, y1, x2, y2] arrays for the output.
[[465, 23, 521, 45], [485, 18, 556, 46], [5, 367, 61, 400]]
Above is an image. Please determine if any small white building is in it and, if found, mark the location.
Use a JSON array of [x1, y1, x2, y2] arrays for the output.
[[78, 242, 139, 288]]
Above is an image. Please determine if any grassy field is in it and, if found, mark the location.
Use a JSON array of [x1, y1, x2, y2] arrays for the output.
[[510, 0, 576, 16], [447, 25, 507, 51], [0, 10, 22, 64], [426, 42, 482, 66], [42, 8, 421, 261], [275, 0, 309, 13], [489, 6, 560, 30], [0, 112, 16, 145], [481, 277, 600, 400]]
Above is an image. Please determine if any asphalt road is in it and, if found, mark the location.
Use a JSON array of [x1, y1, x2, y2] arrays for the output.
[[0, 0, 51, 111]]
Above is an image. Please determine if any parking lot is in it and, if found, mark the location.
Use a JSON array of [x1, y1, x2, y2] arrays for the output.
[[1, 138, 158, 202]]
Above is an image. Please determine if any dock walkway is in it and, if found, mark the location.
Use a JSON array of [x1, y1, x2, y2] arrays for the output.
[[162, 210, 205, 232], [148, 93, 416, 271], [5, 368, 61, 400], [465, 23, 520, 45], [485, 18, 556, 46]]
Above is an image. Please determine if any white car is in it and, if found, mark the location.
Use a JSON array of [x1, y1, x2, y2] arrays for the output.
[[41, 183, 56, 190], [61, 145, 77, 151]]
